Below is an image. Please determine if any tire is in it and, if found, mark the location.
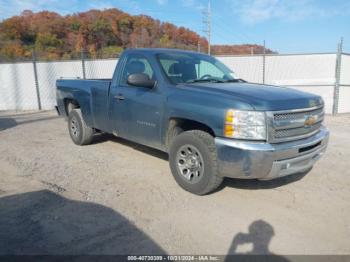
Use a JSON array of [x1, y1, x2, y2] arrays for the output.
[[169, 130, 223, 195], [68, 109, 94, 145]]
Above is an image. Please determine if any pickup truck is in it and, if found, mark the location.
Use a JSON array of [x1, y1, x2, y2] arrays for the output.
[[56, 48, 329, 195]]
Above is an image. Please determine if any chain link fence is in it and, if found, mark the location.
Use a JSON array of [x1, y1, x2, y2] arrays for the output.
[[217, 53, 338, 114], [0, 48, 349, 114]]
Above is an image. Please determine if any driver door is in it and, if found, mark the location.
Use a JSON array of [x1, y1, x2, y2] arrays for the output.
[[109, 53, 163, 149]]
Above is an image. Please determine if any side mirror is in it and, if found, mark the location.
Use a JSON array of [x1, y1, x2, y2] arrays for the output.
[[127, 73, 155, 88]]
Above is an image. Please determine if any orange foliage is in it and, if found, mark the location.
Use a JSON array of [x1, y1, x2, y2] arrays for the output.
[[211, 44, 276, 55], [0, 8, 274, 61]]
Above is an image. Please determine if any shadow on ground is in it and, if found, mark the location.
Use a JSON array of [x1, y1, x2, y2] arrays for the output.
[[0, 190, 165, 255], [0, 116, 59, 131], [92, 133, 309, 191], [225, 220, 289, 261], [92, 133, 169, 161], [0, 118, 17, 131], [0, 111, 53, 118], [219, 170, 309, 191]]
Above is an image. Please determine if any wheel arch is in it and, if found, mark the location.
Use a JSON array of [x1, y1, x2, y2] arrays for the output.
[[165, 117, 216, 150], [62, 96, 93, 127], [63, 98, 80, 116]]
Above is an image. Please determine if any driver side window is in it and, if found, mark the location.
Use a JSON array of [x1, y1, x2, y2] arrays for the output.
[[121, 54, 155, 86], [197, 60, 225, 79]]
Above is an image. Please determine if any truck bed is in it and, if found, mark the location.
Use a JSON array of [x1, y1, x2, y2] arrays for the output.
[[56, 79, 112, 131]]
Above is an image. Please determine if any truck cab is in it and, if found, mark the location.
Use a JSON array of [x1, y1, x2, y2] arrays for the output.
[[56, 48, 329, 195]]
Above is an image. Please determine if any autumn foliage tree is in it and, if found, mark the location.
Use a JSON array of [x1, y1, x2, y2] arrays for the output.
[[211, 44, 275, 55], [0, 8, 274, 61], [0, 8, 208, 60]]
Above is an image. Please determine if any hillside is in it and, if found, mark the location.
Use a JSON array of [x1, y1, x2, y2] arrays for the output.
[[0, 9, 274, 61], [212, 44, 275, 55]]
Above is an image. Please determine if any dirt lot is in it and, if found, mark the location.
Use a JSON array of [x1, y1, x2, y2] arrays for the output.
[[0, 110, 349, 256]]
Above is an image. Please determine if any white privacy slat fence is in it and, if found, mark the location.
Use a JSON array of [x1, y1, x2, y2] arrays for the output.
[[85, 59, 118, 79], [338, 54, 350, 113], [0, 53, 349, 113], [0, 62, 37, 110], [36, 60, 83, 110], [340, 54, 350, 85], [217, 53, 341, 114], [217, 56, 263, 83]]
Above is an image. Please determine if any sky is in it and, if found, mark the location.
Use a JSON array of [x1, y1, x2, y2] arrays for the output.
[[0, 0, 349, 53]]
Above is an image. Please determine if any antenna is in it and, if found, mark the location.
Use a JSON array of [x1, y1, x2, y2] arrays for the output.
[[202, 0, 211, 55]]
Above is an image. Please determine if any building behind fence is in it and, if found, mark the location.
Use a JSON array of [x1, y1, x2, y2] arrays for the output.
[[0, 50, 349, 114]]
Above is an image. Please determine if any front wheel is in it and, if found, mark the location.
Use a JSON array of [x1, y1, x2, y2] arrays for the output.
[[169, 130, 223, 195]]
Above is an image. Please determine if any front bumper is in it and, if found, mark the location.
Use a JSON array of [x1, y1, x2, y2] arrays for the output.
[[215, 126, 329, 180]]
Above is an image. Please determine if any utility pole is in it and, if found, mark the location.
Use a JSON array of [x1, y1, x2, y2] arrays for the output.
[[202, 0, 211, 55], [197, 41, 201, 53]]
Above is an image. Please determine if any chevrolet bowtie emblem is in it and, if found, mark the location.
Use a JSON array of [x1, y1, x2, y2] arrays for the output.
[[304, 115, 316, 127]]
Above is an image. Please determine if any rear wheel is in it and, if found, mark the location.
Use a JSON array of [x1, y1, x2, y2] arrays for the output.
[[68, 109, 94, 145], [169, 130, 223, 195]]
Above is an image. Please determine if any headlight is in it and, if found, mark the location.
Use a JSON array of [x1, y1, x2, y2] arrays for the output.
[[224, 110, 266, 140]]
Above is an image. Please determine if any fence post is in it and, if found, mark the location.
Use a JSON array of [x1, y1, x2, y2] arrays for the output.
[[81, 49, 86, 79], [32, 49, 42, 110], [332, 38, 343, 115], [262, 40, 266, 84]]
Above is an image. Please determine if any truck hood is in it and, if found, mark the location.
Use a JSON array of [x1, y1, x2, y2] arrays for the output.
[[183, 82, 323, 111]]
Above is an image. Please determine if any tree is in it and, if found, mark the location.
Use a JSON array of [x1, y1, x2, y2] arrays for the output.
[[0, 8, 273, 61]]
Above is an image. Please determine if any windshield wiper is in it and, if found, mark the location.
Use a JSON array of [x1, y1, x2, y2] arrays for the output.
[[186, 77, 247, 84], [186, 78, 225, 83], [224, 78, 247, 83]]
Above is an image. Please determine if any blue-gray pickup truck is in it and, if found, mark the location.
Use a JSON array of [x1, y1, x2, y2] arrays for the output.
[[56, 48, 329, 195]]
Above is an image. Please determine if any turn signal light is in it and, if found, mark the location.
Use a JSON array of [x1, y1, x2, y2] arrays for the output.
[[224, 110, 235, 137], [226, 109, 234, 123]]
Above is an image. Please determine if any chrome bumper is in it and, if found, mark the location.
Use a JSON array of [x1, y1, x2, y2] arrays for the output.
[[215, 126, 329, 180]]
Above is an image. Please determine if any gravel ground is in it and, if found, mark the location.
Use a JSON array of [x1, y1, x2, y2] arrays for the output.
[[0, 110, 349, 256]]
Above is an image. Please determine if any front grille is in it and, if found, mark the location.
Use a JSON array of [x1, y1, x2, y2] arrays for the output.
[[274, 107, 324, 121], [274, 122, 322, 138], [269, 106, 324, 143]]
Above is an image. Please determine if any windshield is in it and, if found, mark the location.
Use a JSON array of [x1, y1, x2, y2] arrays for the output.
[[156, 52, 239, 84]]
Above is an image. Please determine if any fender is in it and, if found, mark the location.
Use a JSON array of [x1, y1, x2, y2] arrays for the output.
[[56, 80, 93, 127]]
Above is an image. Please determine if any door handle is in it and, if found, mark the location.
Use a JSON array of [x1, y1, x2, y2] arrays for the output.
[[114, 95, 125, 101]]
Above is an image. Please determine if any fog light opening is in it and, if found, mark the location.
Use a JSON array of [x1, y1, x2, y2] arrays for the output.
[[282, 163, 291, 170]]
